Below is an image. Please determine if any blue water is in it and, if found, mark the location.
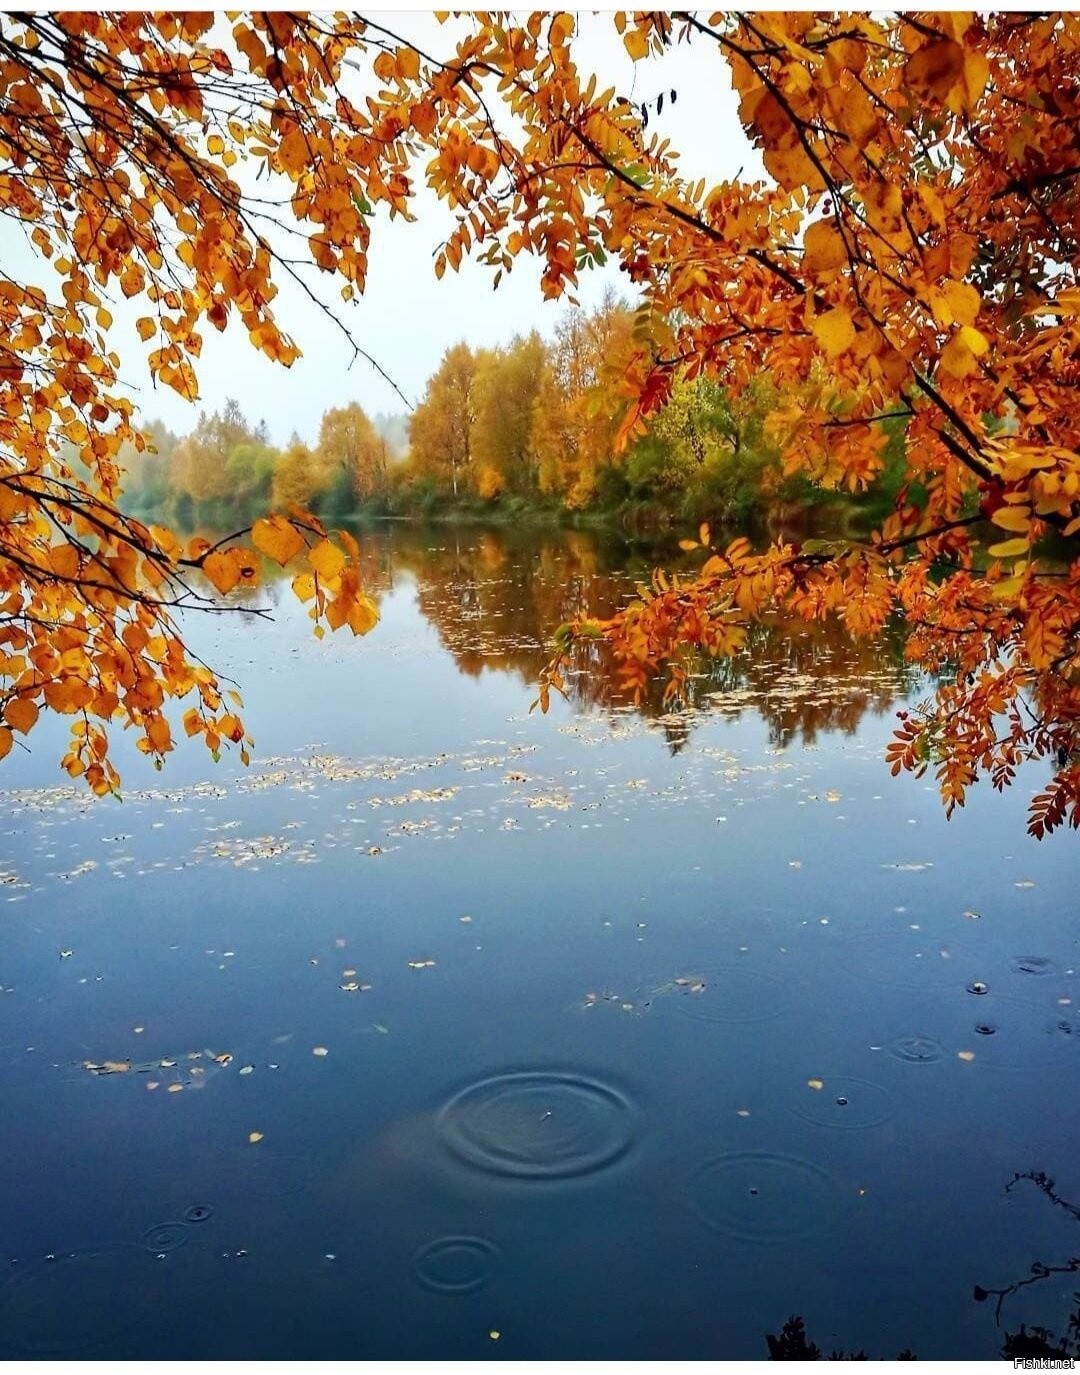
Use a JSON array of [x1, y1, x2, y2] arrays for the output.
[[0, 525, 1076, 1359]]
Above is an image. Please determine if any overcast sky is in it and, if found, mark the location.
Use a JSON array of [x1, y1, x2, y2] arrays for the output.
[[7, 12, 762, 446]]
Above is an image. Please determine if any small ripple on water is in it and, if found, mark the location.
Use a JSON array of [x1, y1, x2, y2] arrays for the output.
[[413, 1236, 499, 1295], [1009, 955, 1059, 977], [183, 1203, 214, 1224], [436, 1071, 635, 1181], [687, 1152, 849, 1242], [0, 1244, 160, 1355], [141, 1221, 189, 1253], [886, 1034, 945, 1065], [792, 1076, 892, 1130]]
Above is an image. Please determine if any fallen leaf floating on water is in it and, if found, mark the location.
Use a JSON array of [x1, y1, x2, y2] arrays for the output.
[[248, 1131, 264, 1143], [407, 959, 436, 969], [312, 1046, 329, 1057], [807, 1078, 825, 1091], [674, 976, 705, 995], [957, 1051, 976, 1062], [238, 1065, 254, 1076], [83, 1060, 131, 1075], [168, 1084, 184, 1094]]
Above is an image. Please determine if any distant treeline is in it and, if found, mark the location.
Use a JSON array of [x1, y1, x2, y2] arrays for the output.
[[119, 293, 905, 532]]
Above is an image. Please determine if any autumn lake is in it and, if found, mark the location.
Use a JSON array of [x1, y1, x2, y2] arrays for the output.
[[0, 524, 1077, 1360]]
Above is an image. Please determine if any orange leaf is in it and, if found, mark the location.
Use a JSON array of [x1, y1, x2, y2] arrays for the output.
[[4, 697, 38, 735], [252, 515, 305, 566], [811, 307, 855, 358], [203, 549, 244, 595], [309, 538, 346, 582]]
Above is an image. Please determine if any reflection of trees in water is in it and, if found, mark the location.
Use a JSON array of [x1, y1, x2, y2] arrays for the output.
[[768, 1171, 1080, 1361], [710, 614, 920, 750], [203, 521, 917, 748], [385, 526, 917, 750], [976, 1171, 1080, 1361]]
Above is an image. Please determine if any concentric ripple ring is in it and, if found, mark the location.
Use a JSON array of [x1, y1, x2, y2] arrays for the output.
[[140, 1221, 189, 1253], [436, 1071, 635, 1181], [413, 1236, 499, 1294], [688, 1152, 847, 1242]]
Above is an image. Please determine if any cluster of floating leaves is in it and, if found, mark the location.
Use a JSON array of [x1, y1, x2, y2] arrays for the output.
[[82, 1047, 234, 1093], [0, 733, 814, 897]]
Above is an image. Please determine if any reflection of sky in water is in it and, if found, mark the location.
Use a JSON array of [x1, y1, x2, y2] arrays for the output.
[[0, 526, 1077, 1359]]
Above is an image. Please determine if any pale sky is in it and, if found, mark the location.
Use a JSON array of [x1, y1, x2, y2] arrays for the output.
[[5, 12, 762, 446]]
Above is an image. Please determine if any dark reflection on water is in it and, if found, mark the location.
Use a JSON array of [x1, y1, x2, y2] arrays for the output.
[[0, 523, 1076, 1359]]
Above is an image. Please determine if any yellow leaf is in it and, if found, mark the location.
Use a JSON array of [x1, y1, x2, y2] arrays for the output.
[[136, 316, 155, 342], [990, 575, 1025, 602], [802, 219, 847, 275], [248, 1131, 264, 1143], [942, 281, 980, 327], [347, 595, 379, 637], [623, 28, 648, 60], [990, 505, 1031, 534], [904, 39, 964, 102], [203, 549, 243, 595], [309, 538, 346, 582], [252, 514, 305, 566], [960, 50, 989, 108], [807, 1078, 824, 1091], [291, 571, 316, 602], [811, 307, 855, 358], [957, 324, 988, 357], [678, 539, 699, 552], [957, 1050, 975, 1062], [4, 697, 38, 734], [0, 727, 12, 761], [988, 538, 1030, 558], [939, 333, 978, 379]]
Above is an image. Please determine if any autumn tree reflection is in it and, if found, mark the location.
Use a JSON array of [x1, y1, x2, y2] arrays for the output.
[[383, 527, 917, 749]]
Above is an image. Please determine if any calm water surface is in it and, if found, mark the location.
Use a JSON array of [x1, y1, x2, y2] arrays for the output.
[[0, 525, 1077, 1359]]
